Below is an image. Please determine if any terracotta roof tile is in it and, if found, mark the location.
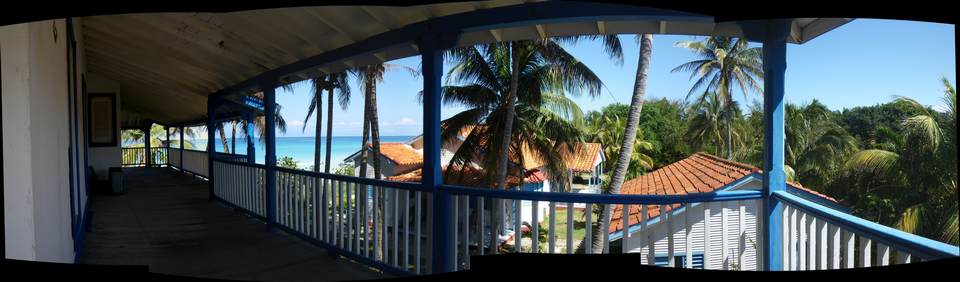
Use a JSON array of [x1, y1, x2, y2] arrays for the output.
[[609, 152, 839, 234], [368, 143, 423, 166]]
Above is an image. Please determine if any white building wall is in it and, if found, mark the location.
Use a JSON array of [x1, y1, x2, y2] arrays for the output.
[[623, 199, 762, 270], [2, 19, 85, 263]]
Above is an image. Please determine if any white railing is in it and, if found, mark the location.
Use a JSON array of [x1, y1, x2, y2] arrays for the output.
[[212, 159, 433, 275], [213, 160, 266, 217], [442, 185, 764, 271], [180, 149, 209, 178], [776, 191, 959, 270], [201, 158, 959, 275], [168, 148, 181, 168]]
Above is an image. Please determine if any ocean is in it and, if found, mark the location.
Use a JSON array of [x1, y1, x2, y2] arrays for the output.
[[176, 136, 415, 169]]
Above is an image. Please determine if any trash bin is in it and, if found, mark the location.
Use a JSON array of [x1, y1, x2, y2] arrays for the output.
[[109, 167, 124, 194]]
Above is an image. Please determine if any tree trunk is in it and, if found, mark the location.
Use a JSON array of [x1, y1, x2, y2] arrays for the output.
[[724, 89, 734, 160], [231, 121, 236, 154], [368, 69, 383, 180], [491, 42, 522, 250], [325, 85, 335, 174], [218, 124, 230, 153], [590, 34, 652, 254], [314, 79, 323, 173]]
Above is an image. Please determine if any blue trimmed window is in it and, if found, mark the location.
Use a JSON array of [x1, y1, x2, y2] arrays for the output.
[[654, 253, 704, 269]]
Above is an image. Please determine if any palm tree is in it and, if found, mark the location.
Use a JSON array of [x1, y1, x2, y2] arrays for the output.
[[585, 110, 655, 180], [588, 34, 653, 254], [842, 77, 957, 244], [441, 39, 609, 254], [783, 100, 858, 188], [684, 91, 731, 156], [303, 73, 350, 173], [350, 63, 418, 179], [672, 37, 763, 160]]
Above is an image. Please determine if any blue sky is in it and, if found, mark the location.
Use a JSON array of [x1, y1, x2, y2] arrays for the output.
[[269, 19, 954, 138]]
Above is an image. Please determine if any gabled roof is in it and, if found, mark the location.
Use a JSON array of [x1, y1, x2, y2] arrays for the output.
[[608, 152, 839, 234]]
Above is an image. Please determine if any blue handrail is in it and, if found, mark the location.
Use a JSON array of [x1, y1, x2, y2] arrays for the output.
[[774, 190, 960, 260], [441, 184, 763, 205]]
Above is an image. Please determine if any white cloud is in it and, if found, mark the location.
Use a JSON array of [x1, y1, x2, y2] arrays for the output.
[[288, 119, 305, 126], [395, 117, 417, 126]]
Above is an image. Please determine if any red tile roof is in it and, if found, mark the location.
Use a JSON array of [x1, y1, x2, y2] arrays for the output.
[[608, 152, 838, 234], [368, 143, 422, 166]]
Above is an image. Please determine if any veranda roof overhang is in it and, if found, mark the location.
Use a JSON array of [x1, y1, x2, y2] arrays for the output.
[[79, 0, 852, 127]]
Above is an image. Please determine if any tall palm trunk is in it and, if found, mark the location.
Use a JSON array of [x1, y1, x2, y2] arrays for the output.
[[723, 87, 734, 160], [367, 70, 383, 180], [218, 125, 230, 153], [492, 42, 521, 249], [231, 121, 236, 154], [325, 86, 335, 173], [314, 80, 323, 173], [591, 34, 652, 254]]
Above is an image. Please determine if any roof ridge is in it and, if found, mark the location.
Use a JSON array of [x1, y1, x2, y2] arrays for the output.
[[694, 152, 760, 172]]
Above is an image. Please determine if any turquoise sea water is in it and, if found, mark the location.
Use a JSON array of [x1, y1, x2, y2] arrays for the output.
[[180, 136, 414, 169]]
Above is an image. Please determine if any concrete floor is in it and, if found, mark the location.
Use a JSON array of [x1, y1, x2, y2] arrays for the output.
[[79, 167, 389, 282]]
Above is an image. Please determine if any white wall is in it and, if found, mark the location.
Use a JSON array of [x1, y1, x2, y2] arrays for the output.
[[2, 19, 82, 262]]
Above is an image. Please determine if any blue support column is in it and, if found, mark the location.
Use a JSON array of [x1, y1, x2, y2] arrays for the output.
[[165, 126, 170, 166], [179, 126, 184, 167], [207, 98, 218, 201], [144, 125, 152, 167], [420, 34, 455, 273], [759, 19, 791, 271], [263, 80, 278, 231], [245, 111, 256, 164]]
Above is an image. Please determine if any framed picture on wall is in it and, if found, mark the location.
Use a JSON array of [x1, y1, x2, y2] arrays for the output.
[[88, 93, 118, 147]]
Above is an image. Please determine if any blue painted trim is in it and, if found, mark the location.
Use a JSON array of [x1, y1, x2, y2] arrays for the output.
[[741, 19, 793, 271], [773, 191, 959, 260], [73, 197, 92, 264], [419, 35, 455, 274], [441, 184, 762, 205]]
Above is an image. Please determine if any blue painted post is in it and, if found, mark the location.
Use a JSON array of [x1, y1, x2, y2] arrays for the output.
[[165, 126, 170, 166], [760, 19, 791, 271], [207, 97, 217, 201], [245, 111, 256, 164], [144, 125, 152, 167], [263, 80, 278, 231], [179, 126, 184, 168], [420, 35, 455, 273]]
